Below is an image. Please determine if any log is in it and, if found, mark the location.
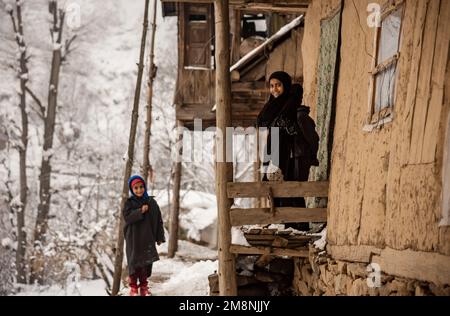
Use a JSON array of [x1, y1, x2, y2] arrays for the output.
[[214, 0, 237, 296]]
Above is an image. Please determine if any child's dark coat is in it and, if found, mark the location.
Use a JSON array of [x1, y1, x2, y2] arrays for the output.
[[123, 195, 165, 276]]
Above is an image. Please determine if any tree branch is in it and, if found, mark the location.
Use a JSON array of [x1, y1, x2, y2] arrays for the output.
[[25, 87, 45, 119], [62, 34, 77, 61]]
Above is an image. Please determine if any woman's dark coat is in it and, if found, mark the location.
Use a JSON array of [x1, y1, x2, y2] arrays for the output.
[[123, 195, 165, 276]]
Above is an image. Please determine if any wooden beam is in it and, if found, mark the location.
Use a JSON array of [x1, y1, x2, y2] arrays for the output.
[[227, 181, 329, 198], [231, 81, 267, 93], [230, 207, 327, 226], [230, 244, 309, 257], [214, 0, 237, 297], [162, 1, 310, 13]]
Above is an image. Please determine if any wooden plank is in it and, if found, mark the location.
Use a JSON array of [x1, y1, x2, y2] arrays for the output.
[[421, 0, 450, 163], [244, 234, 315, 241], [230, 244, 309, 257], [230, 207, 327, 226], [372, 247, 450, 286], [409, 0, 440, 164], [162, 0, 310, 12], [328, 245, 382, 263], [293, 28, 304, 82], [272, 236, 289, 247], [400, 0, 427, 164], [283, 32, 297, 76], [231, 81, 267, 92], [227, 181, 329, 198]]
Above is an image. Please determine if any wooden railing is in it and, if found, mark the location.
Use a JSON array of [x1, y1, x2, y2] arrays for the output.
[[227, 181, 329, 257]]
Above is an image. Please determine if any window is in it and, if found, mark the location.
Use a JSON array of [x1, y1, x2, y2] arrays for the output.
[[441, 113, 450, 227], [184, 4, 213, 69], [367, 1, 404, 126]]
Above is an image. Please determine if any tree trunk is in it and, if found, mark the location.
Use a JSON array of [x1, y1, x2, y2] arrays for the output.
[[111, 0, 151, 296], [214, 0, 237, 296], [30, 6, 66, 285], [168, 121, 183, 258], [142, 0, 158, 184], [8, 1, 29, 284]]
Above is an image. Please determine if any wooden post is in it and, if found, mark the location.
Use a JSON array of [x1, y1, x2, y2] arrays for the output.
[[168, 121, 183, 258], [111, 0, 150, 296], [254, 128, 261, 208], [214, 0, 237, 296], [230, 9, 241, 64], [142, 0, 158, 184]]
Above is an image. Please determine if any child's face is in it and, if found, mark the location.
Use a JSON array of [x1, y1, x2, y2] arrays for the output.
[[132, 182, 145, 197], [270, 78, 284, 98]]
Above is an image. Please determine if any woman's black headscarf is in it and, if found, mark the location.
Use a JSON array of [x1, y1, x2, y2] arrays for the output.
[[257, 71, 299, 128]]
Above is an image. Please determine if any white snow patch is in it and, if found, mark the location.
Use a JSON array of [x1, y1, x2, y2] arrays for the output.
[[313, 227, 327, 251], [153, 259, 217, 296]]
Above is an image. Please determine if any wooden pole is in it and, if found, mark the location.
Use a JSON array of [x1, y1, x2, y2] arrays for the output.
[[168, 121, 183, 258], [111, 0, 150, 296], [214, 0, 237, 296], [142, 0, 158, 184]]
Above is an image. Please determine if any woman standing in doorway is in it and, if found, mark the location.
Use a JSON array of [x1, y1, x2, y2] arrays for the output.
[[257, 71, 319, 231]]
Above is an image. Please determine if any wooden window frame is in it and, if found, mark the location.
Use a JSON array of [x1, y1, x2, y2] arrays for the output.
[[366, 0, 405, 129], [441, 112, 450, 227], [183, 4, 214, 70]]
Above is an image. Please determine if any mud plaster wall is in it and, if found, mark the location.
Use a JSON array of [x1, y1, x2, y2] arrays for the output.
[[302, 0, 450, 256]]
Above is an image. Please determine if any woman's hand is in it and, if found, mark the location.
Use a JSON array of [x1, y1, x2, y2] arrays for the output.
[[141, 204, 149, 213]]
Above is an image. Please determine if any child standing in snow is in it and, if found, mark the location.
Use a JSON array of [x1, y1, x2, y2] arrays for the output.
[[123, 175, 165, 296]]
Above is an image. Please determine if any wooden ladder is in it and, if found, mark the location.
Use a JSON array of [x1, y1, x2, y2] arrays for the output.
[[226, 180, 329, 257]]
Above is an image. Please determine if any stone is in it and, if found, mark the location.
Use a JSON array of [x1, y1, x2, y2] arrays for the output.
[[368, 287, 379, 296], [335, 274, 351, 295], [389, 279, 407, 293], [301, 264, 313, 286], [297, 280, 311, 296], [319, 264, 327, 282], [429, 283, 448, 296], [349, 278, 369, 296], [381, 274, 394, 284], [323, 287, 336, 296], [415, 285, 428, 296], [347, 263, 368, 279], [337, 261, 347, 275]]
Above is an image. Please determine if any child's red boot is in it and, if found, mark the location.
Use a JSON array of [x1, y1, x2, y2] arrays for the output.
[[140, 285, 151, 296], [129, 286, 139, 296]]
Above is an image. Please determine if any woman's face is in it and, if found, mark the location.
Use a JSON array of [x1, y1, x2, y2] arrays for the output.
[[270, 78, 284, 98]]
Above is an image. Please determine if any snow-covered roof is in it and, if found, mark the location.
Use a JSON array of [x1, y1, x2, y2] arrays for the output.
[[230, 15, 304, 72]]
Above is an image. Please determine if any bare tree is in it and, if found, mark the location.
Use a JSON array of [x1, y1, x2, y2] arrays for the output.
[[6, 0, 29, 284], [168, 121, 183, 258], [111, 0, 151, 296], [30, 0, 76, 285], [142, 0, 158, 185]]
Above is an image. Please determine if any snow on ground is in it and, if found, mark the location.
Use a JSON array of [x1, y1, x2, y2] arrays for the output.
[[14, 240, 217, 296], [151, 259, 217, 296]]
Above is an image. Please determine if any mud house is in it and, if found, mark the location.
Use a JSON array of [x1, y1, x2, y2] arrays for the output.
[[163, 0, 450, 296]]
